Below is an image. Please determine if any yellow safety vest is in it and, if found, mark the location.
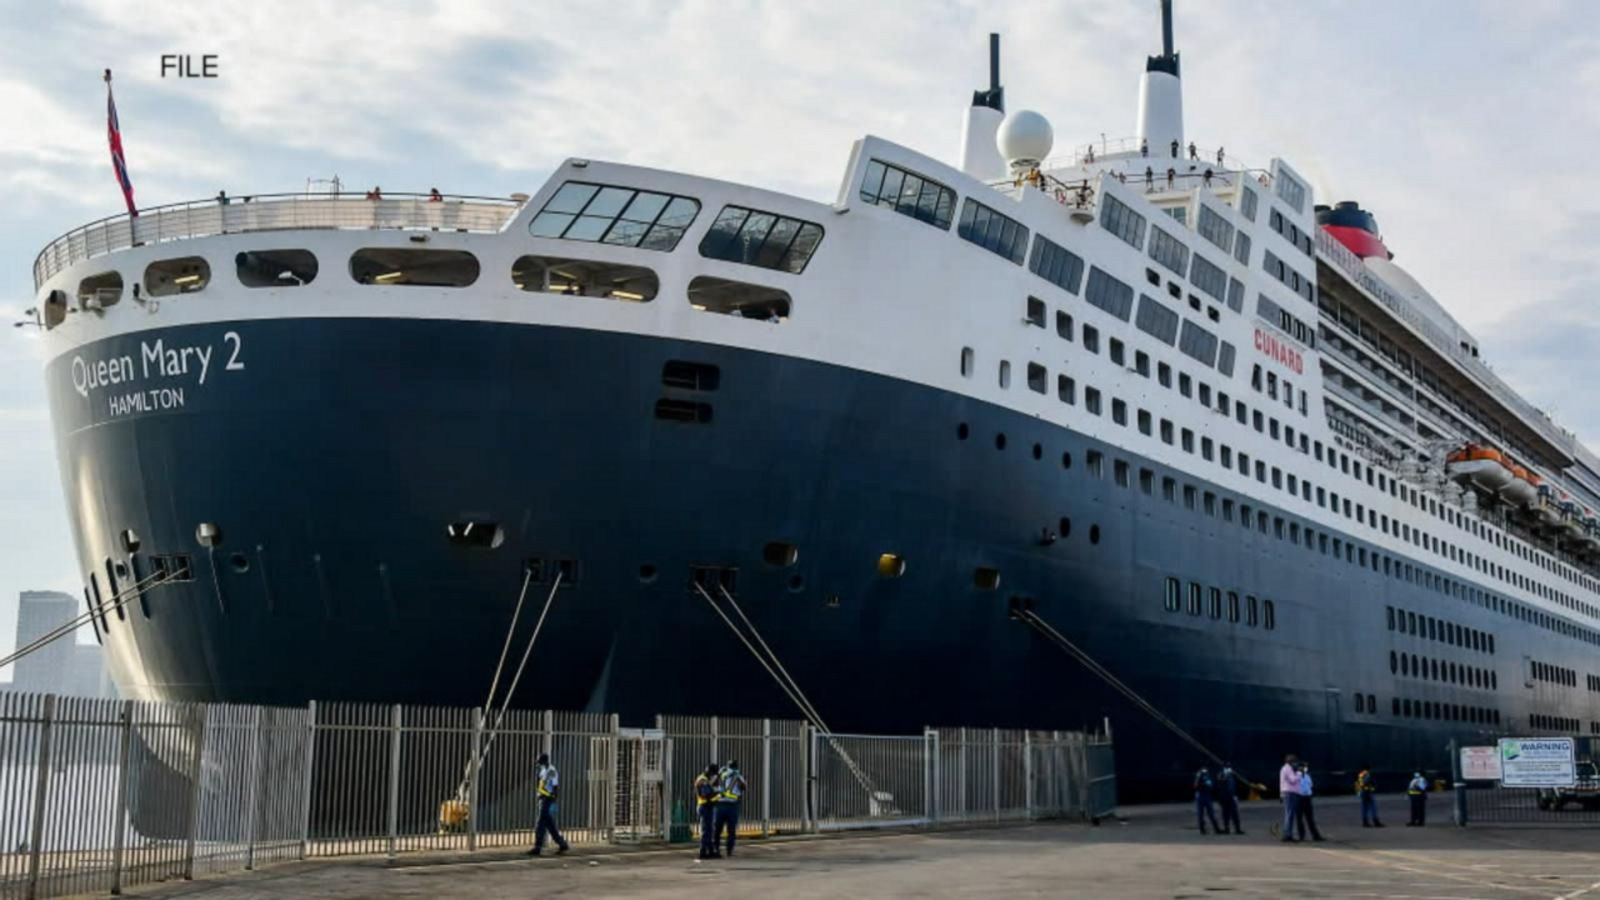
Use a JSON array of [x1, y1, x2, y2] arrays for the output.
[[1355, 770, 1375, 794], [719, 772, 744, 803], [694, 774, 717, 808], [537, 767, 558, 800]]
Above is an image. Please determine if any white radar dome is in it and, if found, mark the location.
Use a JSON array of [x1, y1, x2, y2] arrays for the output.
[[996, 110, 1054, 169]]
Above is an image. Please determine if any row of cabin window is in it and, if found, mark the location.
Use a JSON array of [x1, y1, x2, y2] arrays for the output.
[[1267, 206, 1315, 258], [1077, 431, 1558, 653], [1531, 713, 1580, 733], [1249, 364, 1309, 418], [1162, 577, 1275, 629], [1531, 659, 1577, 688], [1395, 697, 1499, 727], [1589, 674, 1600, 692], [1320, 298, 1600, 606], [1351, 692, 1380, 714], [1262, 248, 1315, 304], [1255, 294, 1317, 350], [1384, 604, 1494, 655], [1388, 650, 1497, 691]]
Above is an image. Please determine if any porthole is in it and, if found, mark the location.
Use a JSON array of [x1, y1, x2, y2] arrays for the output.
[[229, 553, 250, 574], [1031, 443, 1042, 460], [1089, 525, 1101, 545], [973, 567, 1001, 591], [638, 564, 658, 583], [876, 553, 906, 578], [787, 574, 805, 593], [957, 423, 970, 440], [995, 433, 1007, 451], [1061, 451, 1072, 469], [1058, 517, 1071, 538]]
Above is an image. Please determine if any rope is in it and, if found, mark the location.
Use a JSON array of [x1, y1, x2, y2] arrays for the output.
[[479, 566, 534, 719], [715, 584, 830, 731], [692, 582, 886, 806], [0, 569, 179, 672], [451, 571, 563, 805], [1015, 609, 1264, 791]]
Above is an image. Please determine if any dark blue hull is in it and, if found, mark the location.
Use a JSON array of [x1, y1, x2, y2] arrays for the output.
[[47, 318, 1582, 799]]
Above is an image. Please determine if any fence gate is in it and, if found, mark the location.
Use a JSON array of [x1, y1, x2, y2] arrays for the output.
[[609, 729, 670, 844]]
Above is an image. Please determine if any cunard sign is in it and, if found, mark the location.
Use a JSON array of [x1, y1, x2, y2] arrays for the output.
[[1253, 327, 1303, 375]]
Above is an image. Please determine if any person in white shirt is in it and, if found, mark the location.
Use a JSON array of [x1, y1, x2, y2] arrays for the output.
[[1293, 763, 1325, 841]]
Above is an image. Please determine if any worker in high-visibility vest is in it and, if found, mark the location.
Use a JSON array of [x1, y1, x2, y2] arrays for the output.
[[694, 763, 722, 859], [1406, 771, 1428, 827], [1354, 765, 1384, 828], [714, 760, 747, 857], [526, 752, 570, 856]]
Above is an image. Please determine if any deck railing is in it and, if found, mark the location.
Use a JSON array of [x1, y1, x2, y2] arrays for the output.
[[31, 192, 525, 290], [1315, 227, 1576, 461]]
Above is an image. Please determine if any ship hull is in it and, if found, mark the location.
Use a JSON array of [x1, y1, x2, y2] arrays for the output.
[[48, 317, 1553, 798]]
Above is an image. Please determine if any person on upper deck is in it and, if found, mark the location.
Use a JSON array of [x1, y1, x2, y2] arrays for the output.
[[429, 187, 443, 202]]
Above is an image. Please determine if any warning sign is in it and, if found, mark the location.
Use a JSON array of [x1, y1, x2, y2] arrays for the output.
[[1498, 738, 1576, 787], [1459, 746, 1501, 781]]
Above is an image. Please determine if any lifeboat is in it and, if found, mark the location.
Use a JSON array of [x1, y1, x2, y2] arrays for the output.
[[1446, 443, 1514, 492], [1561, 501, 1586, 538], [1535, 484, 1564, 526], [1584, 517, 1600, 549], [1501, 464, 1538, 507]]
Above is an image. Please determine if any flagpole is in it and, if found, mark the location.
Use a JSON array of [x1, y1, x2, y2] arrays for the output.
[[105, 68, 138, 218]]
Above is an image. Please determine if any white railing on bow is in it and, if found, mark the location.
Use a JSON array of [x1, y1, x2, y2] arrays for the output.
[[32, 192, 525, 290]]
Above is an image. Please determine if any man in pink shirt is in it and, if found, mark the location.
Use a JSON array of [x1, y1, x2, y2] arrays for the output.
[[1279, 754, 1302, 842]]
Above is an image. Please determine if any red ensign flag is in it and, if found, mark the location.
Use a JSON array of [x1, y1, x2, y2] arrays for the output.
[[105, 69, 137, 217]]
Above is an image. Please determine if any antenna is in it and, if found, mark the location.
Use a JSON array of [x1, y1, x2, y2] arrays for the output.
[[989, 33, 1000, 93], [1160, 0, 1174, 58]]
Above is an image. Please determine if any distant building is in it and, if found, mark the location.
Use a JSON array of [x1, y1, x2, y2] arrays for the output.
[[14, 591, 113, 698]]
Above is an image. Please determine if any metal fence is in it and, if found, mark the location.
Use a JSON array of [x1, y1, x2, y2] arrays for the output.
[[0, 693, 1114, 899], [1453, 736, 1600, 826]]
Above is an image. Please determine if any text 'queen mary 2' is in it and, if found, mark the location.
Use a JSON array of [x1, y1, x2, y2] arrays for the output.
[[30, 4, 1600, 796]]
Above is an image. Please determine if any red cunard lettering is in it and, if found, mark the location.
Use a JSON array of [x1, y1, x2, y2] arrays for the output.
[[1253, 328, 1304, 375]]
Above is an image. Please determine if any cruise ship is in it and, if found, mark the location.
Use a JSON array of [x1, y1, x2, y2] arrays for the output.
[[28, 3, 1600, 796]]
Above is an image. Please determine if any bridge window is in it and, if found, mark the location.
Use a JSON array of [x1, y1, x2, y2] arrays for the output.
[[859, 159, 956, 230], [699, 206, 824, 274], [77, 271, 124, 309], [687, 275, 791, 321], [1030, 236, 1085, 295], [530, 182, 700, 251], [144, 257, 211, 297], [512, 255, 658, 301], [957, 198, 1028, 264], [351, 248, 479, 287], [235, 249, 318, 288]]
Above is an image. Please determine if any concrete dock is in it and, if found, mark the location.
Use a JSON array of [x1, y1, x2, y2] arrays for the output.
[[112, 794, 1600, 899]]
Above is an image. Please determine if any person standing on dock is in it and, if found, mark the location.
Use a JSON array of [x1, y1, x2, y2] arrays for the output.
[[1217, 763, 1243, 835], [1406, 771, 1428, 826], [695, 764, 722, 859], [715, 760, 747, 858], [1278, 754, 1302, 842], [1293, 763, 1325, 842], [526, 752, 570, 856], [1355, 765, 1383, 827], [1193, 766, 1222, 835]]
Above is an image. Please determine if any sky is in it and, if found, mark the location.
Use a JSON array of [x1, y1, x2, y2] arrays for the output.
[[1, 0, 1599, 664]]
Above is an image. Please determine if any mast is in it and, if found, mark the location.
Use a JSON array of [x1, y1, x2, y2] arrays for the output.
[[1136, 0, 1185, 159]]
